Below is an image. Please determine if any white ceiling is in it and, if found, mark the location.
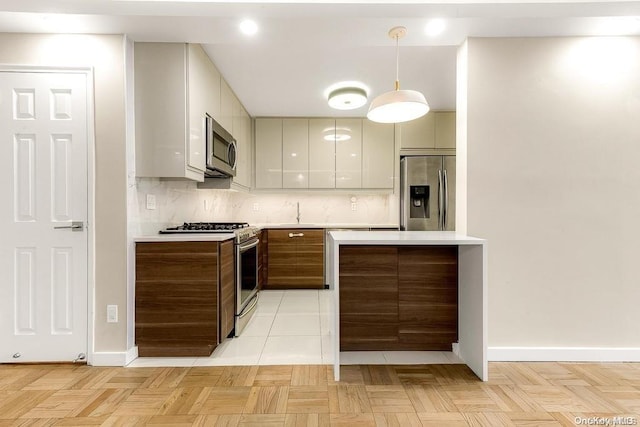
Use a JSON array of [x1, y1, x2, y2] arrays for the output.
[[1, 1, 640, 117]]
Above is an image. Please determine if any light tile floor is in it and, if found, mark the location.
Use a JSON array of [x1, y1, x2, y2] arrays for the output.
[[128, 289, 462, 367]]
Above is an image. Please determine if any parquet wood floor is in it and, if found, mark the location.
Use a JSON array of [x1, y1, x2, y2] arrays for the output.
[[0, 362, 639, 426]]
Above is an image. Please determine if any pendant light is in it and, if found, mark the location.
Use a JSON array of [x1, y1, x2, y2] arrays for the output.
[[367, 26, 430, 124]]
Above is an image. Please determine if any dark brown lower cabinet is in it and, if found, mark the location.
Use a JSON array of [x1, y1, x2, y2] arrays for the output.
[[218, 239, 235, 340], [135, 239, 234, 357], [339, 245, 458, 351], [265, 229, 324, 289]]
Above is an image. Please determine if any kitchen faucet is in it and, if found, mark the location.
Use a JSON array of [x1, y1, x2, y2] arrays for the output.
[[296, 202, 300, 224]]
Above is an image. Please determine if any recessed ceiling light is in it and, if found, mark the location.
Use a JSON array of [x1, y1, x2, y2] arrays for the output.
[[425, 19, 446, 37], [239, 19, 258, 36]]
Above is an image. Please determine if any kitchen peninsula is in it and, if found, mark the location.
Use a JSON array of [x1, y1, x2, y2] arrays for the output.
[[327, 230, 487, 381]]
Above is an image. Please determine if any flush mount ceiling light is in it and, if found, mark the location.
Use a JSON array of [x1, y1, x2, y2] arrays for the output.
[[367, 26, 429, 124], [327, 87, 368, 110]]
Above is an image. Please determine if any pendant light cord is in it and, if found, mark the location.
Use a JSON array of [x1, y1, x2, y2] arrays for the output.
[[395, 33, 400, 91]]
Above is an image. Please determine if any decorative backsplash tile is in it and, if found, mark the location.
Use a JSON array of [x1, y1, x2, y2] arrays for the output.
[[130, 178, 397, 235]]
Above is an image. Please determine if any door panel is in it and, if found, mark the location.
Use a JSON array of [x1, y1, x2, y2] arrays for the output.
[[0, 71, 88, 363], [404, 156, 443, 231]]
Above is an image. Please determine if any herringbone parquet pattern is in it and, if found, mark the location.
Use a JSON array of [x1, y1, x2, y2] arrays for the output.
[[0, 362, 639, 426]]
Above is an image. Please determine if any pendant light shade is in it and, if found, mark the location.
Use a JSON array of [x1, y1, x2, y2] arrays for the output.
[[367, 26, 430, 124], [367, 89, 429, 123]]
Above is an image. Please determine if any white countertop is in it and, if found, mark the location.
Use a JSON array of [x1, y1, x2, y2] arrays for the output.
[[328, 230, 486, 245], [134, 233, 235, 243]]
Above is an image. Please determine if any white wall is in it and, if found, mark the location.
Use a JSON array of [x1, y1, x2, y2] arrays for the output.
[[462, 37, 640, 357]]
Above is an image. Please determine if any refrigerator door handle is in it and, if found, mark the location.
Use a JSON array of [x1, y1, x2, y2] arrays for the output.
[[438, 169, 444, 230], [443, 169, 449, 230], [401, 159, 408, 230]]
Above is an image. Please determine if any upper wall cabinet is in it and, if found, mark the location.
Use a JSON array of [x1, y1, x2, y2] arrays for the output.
[[135, 43, 219, 181], [362, 120, 394, 189], [220, 79, 234, 135], [232, 97, 252, 189], [255, 118, 394, 190], [283, 118, 309, 188], [309, 119, 336, 189], [255, 118, 283, 189], [400, 111, 456, 150], [335, 119, 362, 189]]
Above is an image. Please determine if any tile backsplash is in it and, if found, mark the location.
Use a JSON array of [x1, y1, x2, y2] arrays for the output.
[[131, 178, 398, 235]]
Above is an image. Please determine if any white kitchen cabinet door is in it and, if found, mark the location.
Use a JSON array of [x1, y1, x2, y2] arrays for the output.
[[233, 100, 251, 188], [203, 55, 221, 124], [309, 119, 335, 189], [362, 120, 394, 189], [435, 111, 456, 149], [220, 79, 234, 134], [187, 44, 210, 173], [282, 118, 309, 188], [399, 112, 435, 149], [335, 119, 362, 189], [135, 42, 212, 181], [255, 118, 283, 188]]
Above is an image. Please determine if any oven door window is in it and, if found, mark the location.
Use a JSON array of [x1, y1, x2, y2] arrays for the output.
[[239, 243, 258, 308]]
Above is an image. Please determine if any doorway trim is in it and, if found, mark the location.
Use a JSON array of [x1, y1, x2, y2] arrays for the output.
[[0, 64, 96, 364]]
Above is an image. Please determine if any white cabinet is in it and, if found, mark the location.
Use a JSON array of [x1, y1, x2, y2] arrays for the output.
[[254, 117, 396, 190], [135, 43, 219, 181], [255, 118, 282, 189], [335, 119, 362, 189], [309, 119, 336, 189], [220, 79, 234, 134], [362, 120, 394, 189], [400, 111, 456, 150], [283, 119, 309, 188], [233, 98, 252, 188], [435, 111, 456, 149]]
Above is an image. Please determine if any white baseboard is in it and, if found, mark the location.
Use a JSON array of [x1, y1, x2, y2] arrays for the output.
[[90, 346, 139, 366], [488, 346, 640, 362]]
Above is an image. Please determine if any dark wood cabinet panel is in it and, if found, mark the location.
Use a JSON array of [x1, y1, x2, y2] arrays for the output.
[[219, 239, 235, 340], [398, 246, 458, 350], [135, 241, 219, 357], [339, 246, 398, 350], [265, 229, 324, 289], [339, 245, 459, 352], [259, 230, 268, 289]]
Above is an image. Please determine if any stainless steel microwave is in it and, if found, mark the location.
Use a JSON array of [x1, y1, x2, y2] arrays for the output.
[[205, 114, 237, 177]]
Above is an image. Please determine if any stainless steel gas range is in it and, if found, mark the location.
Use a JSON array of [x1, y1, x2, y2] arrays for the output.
[[160, 222, 259, 336]]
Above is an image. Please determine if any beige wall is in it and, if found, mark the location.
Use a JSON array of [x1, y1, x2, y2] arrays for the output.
[[0, 34, 128, 352], [463, 37, 640, 349]]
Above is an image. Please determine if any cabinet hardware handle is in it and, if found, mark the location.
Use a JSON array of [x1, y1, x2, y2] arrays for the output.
[[288, 232, 304, 238]]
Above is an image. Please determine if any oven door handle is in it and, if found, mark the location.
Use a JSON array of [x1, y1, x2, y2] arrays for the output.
[[238, 238, 259, 251]]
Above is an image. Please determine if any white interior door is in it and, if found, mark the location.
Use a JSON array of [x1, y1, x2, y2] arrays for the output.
[[0, 70, 89, 363]]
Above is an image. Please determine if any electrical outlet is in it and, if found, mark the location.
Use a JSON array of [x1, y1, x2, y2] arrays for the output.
[[253, 203, 259, 211], [145, 194, 156, 210], [107, 305, 118, 323], [204, 199, 212, 211], [351, 203, 357, 211]]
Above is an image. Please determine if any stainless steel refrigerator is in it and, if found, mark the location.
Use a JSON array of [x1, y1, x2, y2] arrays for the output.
[[400, 156, 456, 231]]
